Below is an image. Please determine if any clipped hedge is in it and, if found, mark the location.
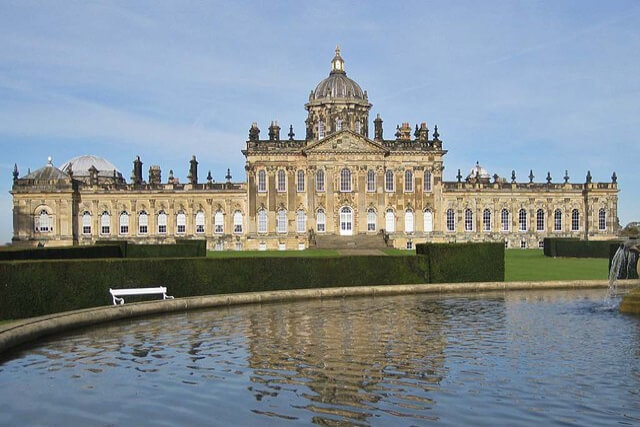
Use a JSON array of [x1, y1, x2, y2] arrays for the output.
[[0, 240, 206, 261], [0, 245, 123, 261], [416, 242, 504, 283], [545, 238, 622, 258], [0, 255, 430, 320], [543, 238, 579, 257], [126, 240, 206, 258]]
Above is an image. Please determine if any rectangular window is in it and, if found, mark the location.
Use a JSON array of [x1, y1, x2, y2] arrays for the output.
[[424, 171, 432, 192], [404, 171, 413, 192], [258, 171, 266, 193]]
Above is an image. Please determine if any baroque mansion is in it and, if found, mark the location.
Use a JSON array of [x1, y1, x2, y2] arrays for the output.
[[11, 48, 619, 250]]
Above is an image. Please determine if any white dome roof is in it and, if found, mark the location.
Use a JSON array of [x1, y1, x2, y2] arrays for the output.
[[60, 155, 121, 177], [468, 161, 490, 180]]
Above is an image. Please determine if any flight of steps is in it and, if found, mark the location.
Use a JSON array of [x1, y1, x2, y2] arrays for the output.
[[313, 234, 388, 249]]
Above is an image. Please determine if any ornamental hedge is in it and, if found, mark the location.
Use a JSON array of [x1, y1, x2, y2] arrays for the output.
[[0, 255, 430, 320], [415, 242, 504, 283], [544, 238, 622, 258], [0, 245, 123, 261], [0, 240, 206, 261]]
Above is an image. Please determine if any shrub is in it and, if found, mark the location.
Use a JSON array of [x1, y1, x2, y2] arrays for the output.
[[0, 245, 123, 261], [545, 238, 622, 258], [416, 242, 504, 283], [0, 255, 429, 320]]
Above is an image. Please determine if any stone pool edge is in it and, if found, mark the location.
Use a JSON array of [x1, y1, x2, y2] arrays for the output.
[[2, 279, 639, 355]]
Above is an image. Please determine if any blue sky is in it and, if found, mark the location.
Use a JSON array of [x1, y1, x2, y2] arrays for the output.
[[1, 0, 638, 244]]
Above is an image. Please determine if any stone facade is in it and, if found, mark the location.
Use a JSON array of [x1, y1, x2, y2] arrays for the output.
[[11, 48, 619, 250]]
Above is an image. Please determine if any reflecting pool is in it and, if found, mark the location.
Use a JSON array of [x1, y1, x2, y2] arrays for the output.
[[1, 289, 640, 425]]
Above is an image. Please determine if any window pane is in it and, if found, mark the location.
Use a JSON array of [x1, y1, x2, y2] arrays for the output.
[[317, 209, 326, 232], [424, 210, 433, 232], [316, 170, 325, 192], [258, 210, 267, 233], [258, 170, 266, 192], [405, 210, 414, 233], [424, 171, 432, 192], [404, 170, 413, 192], [215, 211, 224, 234], [234, 211, 243, 234]]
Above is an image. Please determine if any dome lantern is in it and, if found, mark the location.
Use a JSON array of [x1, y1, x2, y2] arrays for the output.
[[331, 45, 345, 74]]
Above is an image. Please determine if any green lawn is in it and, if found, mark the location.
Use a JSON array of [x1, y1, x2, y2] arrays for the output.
[[505, 249, 608, 282]]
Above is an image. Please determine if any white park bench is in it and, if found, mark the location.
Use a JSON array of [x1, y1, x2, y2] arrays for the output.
[[109, 286, 174, 305]]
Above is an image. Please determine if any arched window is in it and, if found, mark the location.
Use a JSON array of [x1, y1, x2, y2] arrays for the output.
[[318, 121, 325, 139], [82, 211, 91, 235], [519, 209, 527, 232], [599, 208, 606, 231], [404, 170, 414, 192], [355, 121, 361, 134], [483, 208, 491, 232], [316, 209, 326, 232], [424, 209, 433, 233], [176, 211, 186, 234], [316, 169, 325, 192], [257, 170, 266, 193], [385, 170, 394, 192], [296, 210, 306, 233], [277, 170, 286, 192], [554, 209, 562, 231], [214, 211, 224, 234], [335, 118, 342, 131], [340, 168, 352, 192], [405, 209, 414, 233], [424, 170, 432, 192], [195, 211, 205, 234], [119, 212, 129, 235], [536, 209, 545, 231], [100, 211, 111, 235], [464, 208, 473, 231], [367, 170, 376, 192], [297, 170, 305, 192], [233, 211, 243, 234], [385, 209, 395, 233], [446, 209, 455, 232], [35, 210, 51, 232], [35, 210, 52, 232], [257, 209, 267, 233], [367, 208, 376, 231], [277, 209, 287, 233], [501, 209, 510, 232], [571, 209, 580, 231], [157, 210, 167, 234], [138, 211, 148, 234]]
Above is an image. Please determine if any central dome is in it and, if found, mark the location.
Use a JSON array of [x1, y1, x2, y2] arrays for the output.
[[311, 47, 366, 101], [60, 155, 120, 177]]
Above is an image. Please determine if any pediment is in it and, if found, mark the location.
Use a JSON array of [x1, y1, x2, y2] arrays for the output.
[[304, 130, 388, 155]]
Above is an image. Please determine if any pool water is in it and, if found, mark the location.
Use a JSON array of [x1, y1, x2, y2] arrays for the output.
[[1, 289, 639, 426]]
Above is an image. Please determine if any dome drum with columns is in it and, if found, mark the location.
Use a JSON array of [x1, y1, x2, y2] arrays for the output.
[[11, 48, 620, 250]]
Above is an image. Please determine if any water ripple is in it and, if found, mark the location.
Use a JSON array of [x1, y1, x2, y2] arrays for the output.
[[1, 289, 639, 425]]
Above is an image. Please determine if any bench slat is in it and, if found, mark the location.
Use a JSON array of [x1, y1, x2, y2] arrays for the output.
[[110, 287, 167, 296], [109, 287, 173, 305]]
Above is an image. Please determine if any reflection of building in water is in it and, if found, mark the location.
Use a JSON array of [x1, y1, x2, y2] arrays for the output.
[[11, 48, 619, 250], [245, 297, 447, 424]]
